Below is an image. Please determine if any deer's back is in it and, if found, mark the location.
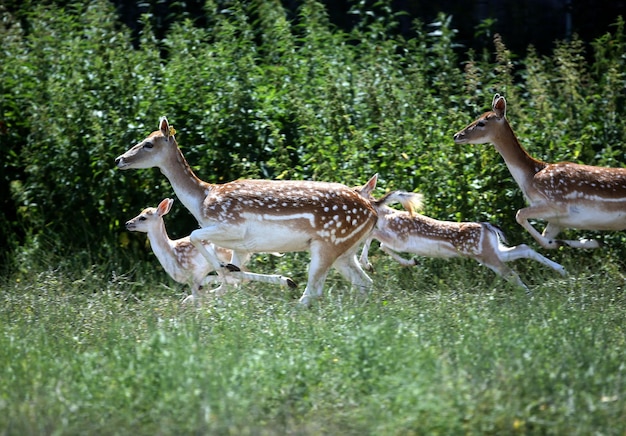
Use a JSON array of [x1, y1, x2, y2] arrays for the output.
[[200, 179, 377, 249]]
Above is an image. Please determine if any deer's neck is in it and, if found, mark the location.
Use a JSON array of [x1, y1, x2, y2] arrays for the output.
[[492, 122, 546, 197], [159, 148, 212, 224], [146, 221, 177, 269]]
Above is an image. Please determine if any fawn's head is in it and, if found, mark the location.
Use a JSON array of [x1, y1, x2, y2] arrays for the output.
[[126, 198, 174, 233], [453, 94, 508, 145], [115, 117, 178, 170]]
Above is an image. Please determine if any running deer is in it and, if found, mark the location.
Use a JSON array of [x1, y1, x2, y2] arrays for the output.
[[454, 94, 626, 249], [355, 174, 567, 292], [126, 198, 237, 303], [115, 117, 377, 305]]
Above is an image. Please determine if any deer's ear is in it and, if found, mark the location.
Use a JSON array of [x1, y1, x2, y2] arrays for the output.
[[361, 173, 378, 196], [491, 93, 500, 108], [492, 94, 506, 119], [367, 173, 378, 191], [157, 198, 173, 216], [159, 117, 170, 139]]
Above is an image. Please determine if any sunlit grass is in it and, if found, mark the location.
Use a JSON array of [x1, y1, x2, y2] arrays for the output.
[[1, 251, 625, 435]]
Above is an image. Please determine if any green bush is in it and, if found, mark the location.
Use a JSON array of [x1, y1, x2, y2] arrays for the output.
[[1, 1, 625, 273]]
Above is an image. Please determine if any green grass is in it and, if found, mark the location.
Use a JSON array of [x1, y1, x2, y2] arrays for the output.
[[1, 251, 625, 435]]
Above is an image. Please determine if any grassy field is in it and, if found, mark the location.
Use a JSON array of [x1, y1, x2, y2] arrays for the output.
[[1, 249, 625, 435]]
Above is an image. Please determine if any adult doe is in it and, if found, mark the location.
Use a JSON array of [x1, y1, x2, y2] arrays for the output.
[[454, 94, 626, 249], [116, 117, 377, 305]]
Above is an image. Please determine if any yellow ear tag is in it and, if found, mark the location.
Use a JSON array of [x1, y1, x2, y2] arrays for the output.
[[169, 126, 176, 137]]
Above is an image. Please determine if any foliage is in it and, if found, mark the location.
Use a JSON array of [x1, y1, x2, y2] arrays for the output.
[[1, 1, 626, 266]]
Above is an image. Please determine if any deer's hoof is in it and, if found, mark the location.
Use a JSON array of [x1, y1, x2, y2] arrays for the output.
[[287, 278, 298, 289], [224, 263, 241, 272], [181, 295, 196, 304], [545, 239, 563, 249]]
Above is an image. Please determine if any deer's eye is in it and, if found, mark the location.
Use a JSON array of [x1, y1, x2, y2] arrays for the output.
[[476, 121, 486, 127], [139, 216, 147, 221], [144, 141, 154, 149]]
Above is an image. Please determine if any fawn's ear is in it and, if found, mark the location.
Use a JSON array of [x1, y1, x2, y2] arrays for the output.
[[159, 116, 170, 140], [492, 94, 506, 119], [157, 198, 174, 217], [361, 173, 378, 197]]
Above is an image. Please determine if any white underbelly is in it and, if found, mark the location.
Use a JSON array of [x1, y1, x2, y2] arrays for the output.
[[204, 222, 313, 253], [377, 231, 461, 259], [557, 205, 626, 230]]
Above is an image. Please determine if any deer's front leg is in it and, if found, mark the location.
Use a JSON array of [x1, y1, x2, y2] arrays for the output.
[[542, 222, 601, 249], [359, 238, 374, 271], [299, 242, 336, 306], [515, 205, 565, 249], [189, 227, 233, 270]]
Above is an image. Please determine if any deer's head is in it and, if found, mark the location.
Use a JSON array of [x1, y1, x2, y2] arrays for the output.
[[453, 94, 508, 145], [125, 198, 174, 233], [115, 117, 178, 170]]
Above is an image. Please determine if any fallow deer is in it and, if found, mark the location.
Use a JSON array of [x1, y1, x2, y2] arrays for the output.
[[355, 174, 567, 292], [454, 94, 626, 249], [115, 117, 377, 305], [126, 198, 237, 303]]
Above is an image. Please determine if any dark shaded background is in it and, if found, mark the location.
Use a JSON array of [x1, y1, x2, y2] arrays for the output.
[[108, 0, 625, 56]]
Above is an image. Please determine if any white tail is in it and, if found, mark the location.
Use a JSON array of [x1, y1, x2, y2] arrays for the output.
[[116, 117, 377, 305], [355, 174, 567, 292], [454, 94, 626, 249]]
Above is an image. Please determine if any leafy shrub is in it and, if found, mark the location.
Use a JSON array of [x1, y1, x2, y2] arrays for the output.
[[1, 1, 625, 274]]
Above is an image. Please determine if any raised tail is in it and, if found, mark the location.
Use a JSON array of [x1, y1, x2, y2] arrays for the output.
[[374, 190, 424, 215], [482, 222, 508, 245]]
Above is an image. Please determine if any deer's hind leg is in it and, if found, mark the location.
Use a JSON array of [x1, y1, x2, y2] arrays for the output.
[[333, 249, 373, 295], [516, 205, 601, 249], [479, 257, 530, 294], [497, 243, 567, 276], [542, 222, 601, 249], [298, 242, 338, 306], [380, 244, 418, 266]]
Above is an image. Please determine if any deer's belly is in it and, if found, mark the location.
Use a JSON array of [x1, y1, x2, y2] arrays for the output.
[[200, 209, 374, 253], [378, 231, 461, 259], [202, 221, 311, 253], [557, 205, 626, 230], [223, 231, 311, 253]]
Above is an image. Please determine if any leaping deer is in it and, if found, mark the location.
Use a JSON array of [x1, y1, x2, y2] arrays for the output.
[[355, 174, 567, 292], [126, 198, 238, 303], [115, 117, 377, 305], [454, 94, 626, 249]]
